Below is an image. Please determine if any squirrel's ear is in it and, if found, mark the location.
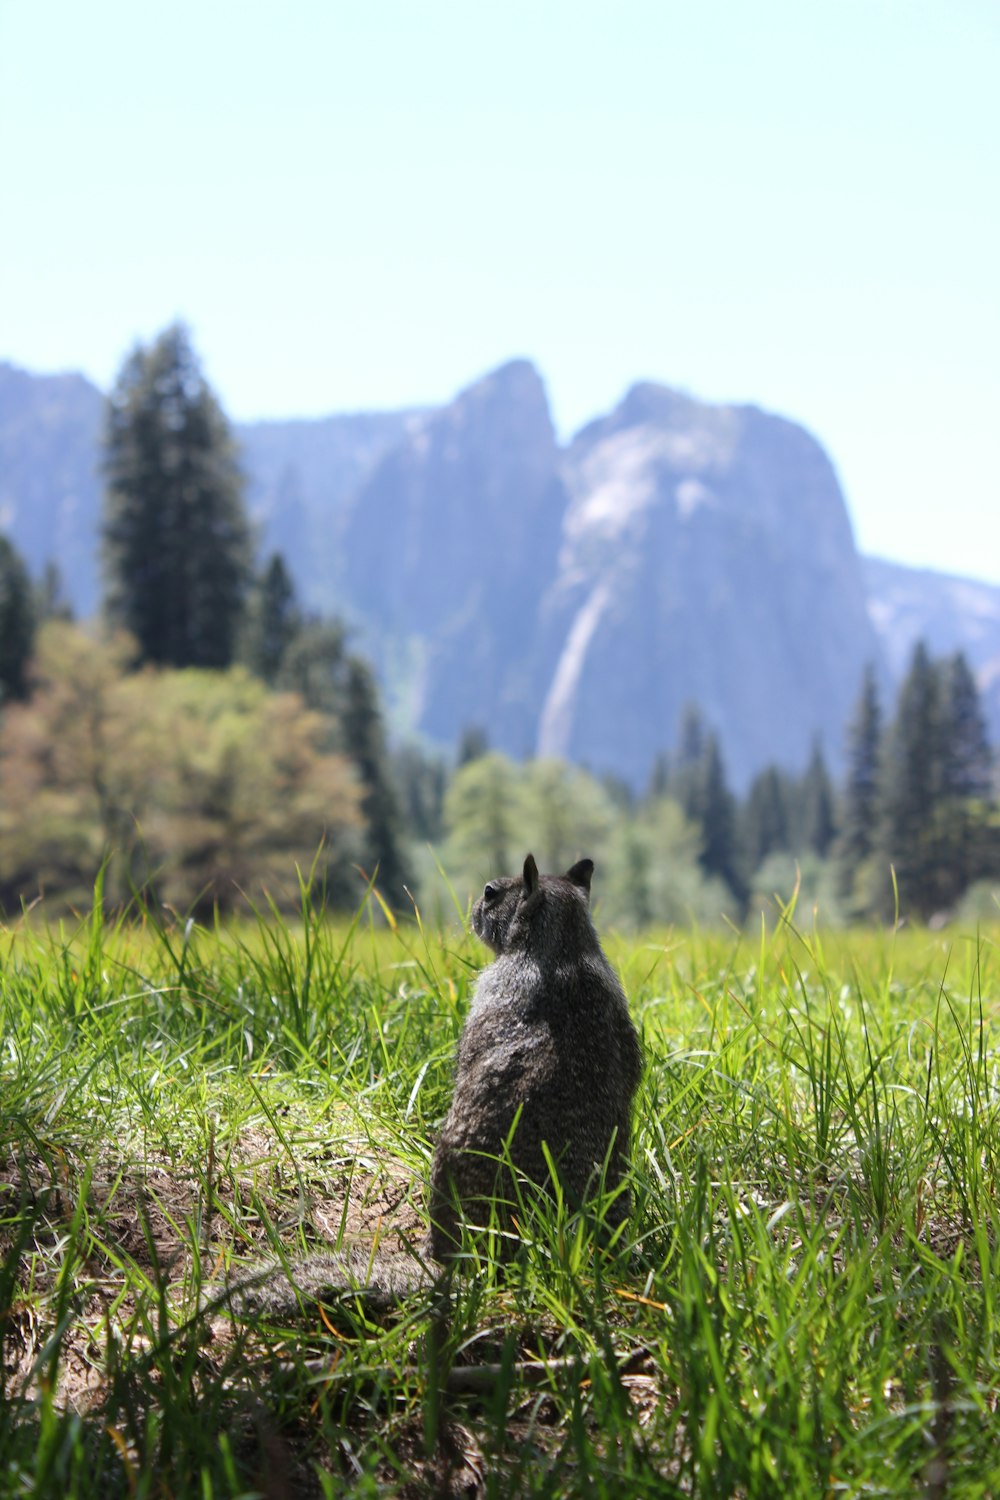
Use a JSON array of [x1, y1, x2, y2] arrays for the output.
[[522, 853, 539, 897], [565, 858, 594, 897]]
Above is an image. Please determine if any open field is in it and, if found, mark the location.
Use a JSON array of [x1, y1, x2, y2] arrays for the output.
[[1, 887, 999, 1498]]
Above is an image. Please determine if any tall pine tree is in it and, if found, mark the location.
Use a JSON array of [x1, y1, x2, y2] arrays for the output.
[[341, 656, 412, 903], [742, 766, 791, 873], [876, 641, 945, 919], [937, 651, 993, 901], [0, 535, 35, 703], [244, 552, 301, 685], [695, 732, 744, 901], [800, 739, 837, 857], [838, 664, 882, 910], [102, 324, 251, 668]]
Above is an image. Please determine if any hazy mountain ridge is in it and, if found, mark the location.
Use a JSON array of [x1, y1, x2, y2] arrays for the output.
[[864, 555, 1000, 744], [0, 362, 104, 616], [2, 356, 995, 784], [239, 407, 428, 612], [338, 359, 569, 756]]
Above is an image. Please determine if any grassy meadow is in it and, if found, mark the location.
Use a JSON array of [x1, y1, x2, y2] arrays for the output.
[[1, 881, 999, 1498]]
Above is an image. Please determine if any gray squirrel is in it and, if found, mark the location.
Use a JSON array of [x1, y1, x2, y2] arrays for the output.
[[223, 855, 642, 1319]]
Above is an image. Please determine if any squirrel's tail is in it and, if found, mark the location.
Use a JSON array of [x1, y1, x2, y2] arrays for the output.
[[211, 1245, 436, 1321]]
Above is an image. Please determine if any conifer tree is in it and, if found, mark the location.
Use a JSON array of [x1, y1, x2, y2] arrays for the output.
[[341, 656, 412, 901], [392, 742, 448, 844], [102, 323, 251, 668], [670, 703, 708, 818], [938, 651, 993, 900], [800, 739, 837, 857], [876, 642, 945, 918], [244, 552, 302, 685], [35, 560, 74, 624], [742, 766, 791, 873], [838, 664, 882, 908], [456, 725, 490, 766], [940, 652, 992, 805], [0, 534, 35, 703], [277, 618, 349, 720], [695, 732, 744, 901], [646, 751, 671, 802]]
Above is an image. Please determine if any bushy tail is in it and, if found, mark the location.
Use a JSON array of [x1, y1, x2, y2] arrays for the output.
[[213, 1245, 436, 1321]]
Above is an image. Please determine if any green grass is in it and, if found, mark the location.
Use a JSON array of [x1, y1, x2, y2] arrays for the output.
[[1, 884, 999, 1498]]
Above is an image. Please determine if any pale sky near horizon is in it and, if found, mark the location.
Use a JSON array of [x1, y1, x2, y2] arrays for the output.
[[1, 1, 997, 583]]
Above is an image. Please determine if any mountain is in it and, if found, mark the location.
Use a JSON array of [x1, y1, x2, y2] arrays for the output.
[[319, 365, 881, 787], [532, 384, 880, 788], [0, 362, 104, 616], [239, 408, 426, 612], [2, 354, 995, 788], [339, 359, 569, 756], [864, 555, 1000, 744]]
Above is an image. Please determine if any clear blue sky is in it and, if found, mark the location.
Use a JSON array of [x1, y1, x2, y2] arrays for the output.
[[2, 1, 997, 582]]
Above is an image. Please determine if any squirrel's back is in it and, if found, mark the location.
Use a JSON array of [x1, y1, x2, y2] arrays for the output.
[[428, 855, 642, 1258]]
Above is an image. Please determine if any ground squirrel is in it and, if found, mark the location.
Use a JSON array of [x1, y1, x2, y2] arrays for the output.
[[426, 853, 643, 1258], [222, 855, 642, 1318]]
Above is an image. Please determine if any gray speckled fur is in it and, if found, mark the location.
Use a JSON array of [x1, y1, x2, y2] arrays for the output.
[[216, 1246, 433, 1320], [427, 855, 643, 1259], [216, 855, 641, 1318]]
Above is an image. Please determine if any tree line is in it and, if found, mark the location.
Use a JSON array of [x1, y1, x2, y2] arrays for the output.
[[0, 324, 411, 914], [1, 323, 997, 924]]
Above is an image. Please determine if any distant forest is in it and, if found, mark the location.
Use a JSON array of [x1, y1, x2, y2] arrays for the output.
[[1, 325, 997, 926]]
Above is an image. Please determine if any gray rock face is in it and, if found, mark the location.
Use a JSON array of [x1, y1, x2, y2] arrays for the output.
[[339, 359, 568, 756], [864, 555, 1000, 745], [239, 409, 425, 612], [0, 362, 104, 616], [535, 385, 880, 788]]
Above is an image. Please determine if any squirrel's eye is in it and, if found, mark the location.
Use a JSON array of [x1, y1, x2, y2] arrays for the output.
[[483, 883, 498, 902]]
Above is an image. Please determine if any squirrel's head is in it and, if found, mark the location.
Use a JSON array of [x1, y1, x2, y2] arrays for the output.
[[471, 853, 596, 956]]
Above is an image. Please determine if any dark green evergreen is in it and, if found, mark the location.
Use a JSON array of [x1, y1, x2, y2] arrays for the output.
[[876, 642, 945, 919], [937, 651, 993, 902], [341, 656, 412, 902], [278, 618, 349, 721], [456, 725, 490, 766], [0, 534, 36, 702], [392, 742, 448, 844], [742, 766, 792, 874], [670, 713, 700, 821], [676, 702, 707, 768], [837, 665, 883, 908], [35, 560, 74, 624], [244, 552, 301, 685], [940, 652, 992, 805], [102, 323, 252, 668], [670, 703, 708, 818], [646, 751, 671, 802], [694, 732, 744, 900], [800, 739, 837, 857]]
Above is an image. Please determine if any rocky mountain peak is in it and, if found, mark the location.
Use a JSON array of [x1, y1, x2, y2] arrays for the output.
[[535, 388, 880, 788]]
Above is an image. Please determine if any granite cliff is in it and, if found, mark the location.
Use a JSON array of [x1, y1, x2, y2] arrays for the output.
[[534, 384, 878, 787]]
